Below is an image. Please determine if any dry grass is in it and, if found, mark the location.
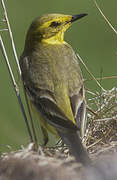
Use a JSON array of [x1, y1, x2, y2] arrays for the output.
[[1, 94, 117, 180], [84, 88, 117, 158]]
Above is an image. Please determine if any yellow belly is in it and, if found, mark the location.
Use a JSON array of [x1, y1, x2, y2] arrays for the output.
[[28, 98, 59, 142]]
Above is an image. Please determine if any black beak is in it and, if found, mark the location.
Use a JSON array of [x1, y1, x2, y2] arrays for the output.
[[71, 13, 88, 23]]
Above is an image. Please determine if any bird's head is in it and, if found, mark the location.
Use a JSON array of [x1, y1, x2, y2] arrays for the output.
[[26, 13, 87, 45]]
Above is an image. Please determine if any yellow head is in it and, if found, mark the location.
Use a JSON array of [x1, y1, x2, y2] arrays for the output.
[[26, 13, 87, 45]]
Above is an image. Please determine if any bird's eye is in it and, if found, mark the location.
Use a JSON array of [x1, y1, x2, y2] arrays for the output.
[[50, 21, 61, 27]]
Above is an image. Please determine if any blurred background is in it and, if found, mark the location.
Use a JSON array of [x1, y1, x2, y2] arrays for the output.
[[0, 0, 117, 151]]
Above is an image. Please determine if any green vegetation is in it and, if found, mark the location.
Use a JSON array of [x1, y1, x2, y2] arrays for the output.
[[0, 0, 117, 151]]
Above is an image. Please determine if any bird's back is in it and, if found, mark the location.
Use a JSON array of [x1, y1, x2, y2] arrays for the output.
[[21, 42, 83, 94], [20, 42, 84, 123]]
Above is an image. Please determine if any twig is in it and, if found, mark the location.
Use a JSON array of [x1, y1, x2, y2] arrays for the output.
[[87, 138, 103, 149], [87, 106, 101, 119], [1, 0, 21, 75], [24, 88, 38, 147], [94, 116, 117, 122], [85, 75, 117, 82], [0, 0, 38, 147], [0, 35, 33, 142], [77, 53, 105, 91], [94, 0, 117, 35]]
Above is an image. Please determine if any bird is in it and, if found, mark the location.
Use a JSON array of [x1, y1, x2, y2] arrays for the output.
[[20, 13, 90, 166]]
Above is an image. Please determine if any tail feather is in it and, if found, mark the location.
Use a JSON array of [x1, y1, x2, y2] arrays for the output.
[[27, 94, 91, 166], [58, 130, 91, 166]]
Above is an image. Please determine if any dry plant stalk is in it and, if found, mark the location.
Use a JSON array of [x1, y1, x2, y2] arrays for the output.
[[0, 0, 117, 160], [85, 88, 117, 154], [81, 0, 117, 154], [77, 53, 105, 91], [0, 0, 106, 145], [0, 0, 36, 144], [94, 0, 117, 35], [0, 1, 117, 180]]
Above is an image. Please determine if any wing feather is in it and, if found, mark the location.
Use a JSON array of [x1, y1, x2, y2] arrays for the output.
[[70, 86, 87, 137]]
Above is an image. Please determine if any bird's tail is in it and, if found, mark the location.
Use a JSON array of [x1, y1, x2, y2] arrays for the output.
[[27, 92, 91, 166], [58, 130, 91, 166]]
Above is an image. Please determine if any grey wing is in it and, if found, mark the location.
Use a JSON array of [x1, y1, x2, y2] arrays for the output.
[[70, 85, 87, 138]]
